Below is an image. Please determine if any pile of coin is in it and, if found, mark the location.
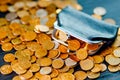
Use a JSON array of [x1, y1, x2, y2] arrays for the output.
[[0, 0, 120, 80]]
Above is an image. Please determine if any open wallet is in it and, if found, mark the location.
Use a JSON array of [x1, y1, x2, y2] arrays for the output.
[[52, 6, 119, 55]]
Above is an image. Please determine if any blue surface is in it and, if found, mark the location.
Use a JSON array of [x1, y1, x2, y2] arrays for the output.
[[78, 0, 120, 25], [77, 0, 120, 80]]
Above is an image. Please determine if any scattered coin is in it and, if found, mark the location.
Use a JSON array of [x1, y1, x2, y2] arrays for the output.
[[80, 58, 94, 71], [104, 18, 116, 25], [74, 71, 87, 80], [93, 7, 107, 16], [0, 64, 13, 75], [5, 12, 17, 21], [40, 67, 52, 75]]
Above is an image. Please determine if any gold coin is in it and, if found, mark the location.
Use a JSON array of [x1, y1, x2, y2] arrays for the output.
[[113, 47, 120, 57], [11, 37, 22, 45], [58, 66, 70, 73], [26, 42, 41, 51], [29, 63, 40, 72], [87, 71, 100, 79], [0, 4, 8, 12], [52, 78, 60, 80], [30, 56, 37, 63], [35, 46, 47, 58], [76, 48, 88, 60], [92, 14, 102, 20], [3, 53, 15, 62], [18, 59, 31, 70], [91, 64, 102, 73], [60, 73, 75, 80], [48, 49, 60, 59], [67, 39, 80, 51], [11, 62, 27, 74], [60, 53, 69, 59], [12, 76, 21, 80], [38, 0, 52, 7], [0, 18, 8, 26], [58, 44, 68, 53], [37, 57, 52, 66], [36, 33, 51, 44], [20, 71, 33, 80], [39, 75, 51, 80], [74, 71, 87, 80], [52, 58, 64, 69], [42, 40, 55, 50], [20, 31, 36, 41], [0, 28, 7, 40], [93, 55, 104, 63], [67, 68, 74, 74], [17, 10, 29, 18], [105, 54, 120, 65], [108, 65, 119, 72], [80, 58, 94, 71], [0, 64, 13, 75], [100, 63, 107, 72], [50, 69, 59, 78], [1, 42, 13, 51]]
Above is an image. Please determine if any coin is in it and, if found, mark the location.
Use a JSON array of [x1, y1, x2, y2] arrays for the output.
[[67, 39, 80, 51], [58, 66, 70, 73], [105, 54, 120, 65], [11, 62, 27, 74], [104, 18, 116, 25], [4, 53, 15, 62], [5, 12, 17, 21], [0, 64, 13, 75], [100, 63, 107, 72], [38, 57, 52, 66], [74, 71, 87, 80], [20, 71, 33, 80], [14, 1, 25, 10], [20, 31, 37, 41], [58, 44, 68, 53], [108, 65, 119, 72], [12, 76, 21, 80], [52, 58, 64, 69], [60, 73, 75, 80], [87, 71, 100, 79], [8, 6, 16, 12], [40, 67, 52, 75], [113, 47, 120, 57], [36, 9, 48, 18], [48, 49, 60, 59], [34, 25, 49, 32], [29, 63, 40, 72], [35, 47, 47, 58], [26, 1, 37, 8], [92, 14, 102, 20], [91, 64, 102, 73], [76, 48, 88, 60], [60, 53, 69, 59], [93, 55, 104, 63], [0, 4, 8, 12], [1, 42, 13, 51], [17, 10, 29, 18], [80, 58, 94, 71], [50, 69, 59, 78], [93, 7, 107, 16], [65, 58, 77, 67]]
